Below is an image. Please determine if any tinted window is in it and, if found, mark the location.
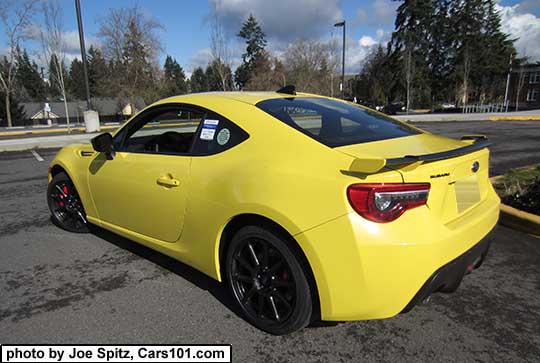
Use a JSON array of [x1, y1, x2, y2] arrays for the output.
[[256, 97, 420, 147], [191, 116, 249, 155]]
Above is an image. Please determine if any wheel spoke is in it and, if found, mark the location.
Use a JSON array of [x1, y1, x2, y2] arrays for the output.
[[257, 293, 265, 317], [262, 243, 269, 266], [272, 279, 293, 288], [242, 286, 256, 303], [269, 259, 284, 273], [247, 242, 260, 267], [236, 255, 254, 273], [233, 273, 252, 283], [76, 211, 87, 224], [55, 184, 68, 198], [273, 291, 292, 316], [268, 295, 281, 321]]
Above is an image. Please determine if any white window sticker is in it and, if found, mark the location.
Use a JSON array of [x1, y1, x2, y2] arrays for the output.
[[200, 119, 219, 140], [217, 128, 231, 145]]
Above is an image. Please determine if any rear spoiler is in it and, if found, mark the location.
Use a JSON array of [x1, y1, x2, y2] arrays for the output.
[[348, 135, 491, 174]]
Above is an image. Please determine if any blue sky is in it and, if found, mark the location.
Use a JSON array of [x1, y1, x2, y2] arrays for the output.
[[2, 0, 540, 75]]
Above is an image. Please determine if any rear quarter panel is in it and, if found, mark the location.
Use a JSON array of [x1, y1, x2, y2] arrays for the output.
[[181, 100, 404, 280]]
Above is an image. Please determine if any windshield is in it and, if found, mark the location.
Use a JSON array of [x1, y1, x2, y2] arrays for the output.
[[256, 97, 420, 147]]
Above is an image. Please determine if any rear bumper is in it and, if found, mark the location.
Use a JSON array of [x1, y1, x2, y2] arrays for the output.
[[295, 185, 500, 321], [400, 228, 494, 313]]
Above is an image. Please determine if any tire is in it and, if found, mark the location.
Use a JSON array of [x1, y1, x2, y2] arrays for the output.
[[47, 171, 90, 233], [225, 225, 312, 335]]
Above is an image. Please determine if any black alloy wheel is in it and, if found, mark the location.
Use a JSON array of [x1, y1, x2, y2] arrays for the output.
[[226, 226, 312, 335], [47, 172, 90, 233]]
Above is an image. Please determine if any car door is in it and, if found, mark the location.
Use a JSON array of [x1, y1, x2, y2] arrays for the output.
[[87, 104, 204, 242]]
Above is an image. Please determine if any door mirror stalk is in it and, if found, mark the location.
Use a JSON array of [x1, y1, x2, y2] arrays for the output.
[[91, 133, 115, 159]]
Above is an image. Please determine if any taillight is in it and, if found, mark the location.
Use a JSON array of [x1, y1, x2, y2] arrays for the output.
[[347, 183, 430, 223]]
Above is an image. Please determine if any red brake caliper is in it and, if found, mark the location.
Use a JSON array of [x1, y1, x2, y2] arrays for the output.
[[59, 184, 68, 207]]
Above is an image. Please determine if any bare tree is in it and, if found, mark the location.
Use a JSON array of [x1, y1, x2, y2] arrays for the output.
[[283, 39, 333, 95], [460, 45, 472, 107], [209, 1, 232, 91], [0, 0, 36, 127], [98, 6, 163, 62], [404, 46, 413, 114], [327, 36, 341, 97], [98, 6, 164, 105], [38, 0, 71, 131]]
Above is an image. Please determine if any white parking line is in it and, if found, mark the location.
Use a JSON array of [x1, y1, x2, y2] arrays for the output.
[[30, 149, 44, 162]]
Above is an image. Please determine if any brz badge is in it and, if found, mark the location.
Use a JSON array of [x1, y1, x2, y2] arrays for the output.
[[471, 161, 479, 173]]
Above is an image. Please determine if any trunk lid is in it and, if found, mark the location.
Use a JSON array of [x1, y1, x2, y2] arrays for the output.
[[336, 134, 492, 223]]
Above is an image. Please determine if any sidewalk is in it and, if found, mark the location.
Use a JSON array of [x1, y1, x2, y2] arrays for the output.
[[0, 133, 96, 152], [394, 109, 540, 122]]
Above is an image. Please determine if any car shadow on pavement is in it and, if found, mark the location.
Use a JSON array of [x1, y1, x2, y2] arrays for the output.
[[89, 225, 339, 331], [89, 226, 243, 319]]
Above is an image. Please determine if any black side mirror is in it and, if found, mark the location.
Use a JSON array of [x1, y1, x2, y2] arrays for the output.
[[91, 133, 114, 159]]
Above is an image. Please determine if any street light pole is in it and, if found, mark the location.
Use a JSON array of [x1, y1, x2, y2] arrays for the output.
[[75, 0, 91, 110], [334, 21, 346, 99]]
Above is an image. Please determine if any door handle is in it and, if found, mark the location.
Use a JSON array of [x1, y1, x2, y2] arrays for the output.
[[156, 176, 180, 187]]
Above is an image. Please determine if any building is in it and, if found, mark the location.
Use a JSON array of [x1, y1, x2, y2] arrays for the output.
[[508, 63, 540, 111], [18, 98, 142, 127]]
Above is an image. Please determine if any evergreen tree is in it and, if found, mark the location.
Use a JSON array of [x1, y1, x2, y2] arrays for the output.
[[121, 19, 157, 102], [87, 46, 109, 97], [48, 54, 68, 100], [235, 14, 267, 89], [429, 0, 453, 105], [354, 45, 392, 105], [0, 91, 25, 126], [190, 67, 207, 93], [451, 0, 485, 105], [206, 59, 232, 91], [15, 49, 46, 102], [68, 58, 86, 100], [478, 0, 515, 101], [389, 0, 434, 109], [162, 55, 187, 96]]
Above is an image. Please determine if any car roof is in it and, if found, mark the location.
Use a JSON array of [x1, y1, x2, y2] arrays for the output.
[[160, 91, 324, 106]]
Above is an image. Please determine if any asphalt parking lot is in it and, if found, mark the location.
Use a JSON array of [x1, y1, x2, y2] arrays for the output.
[[1, 121, 539, 362]]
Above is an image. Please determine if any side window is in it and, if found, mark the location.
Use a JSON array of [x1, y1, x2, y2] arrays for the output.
[[117, 106, 204, 155], [191, 115, 249, 156]]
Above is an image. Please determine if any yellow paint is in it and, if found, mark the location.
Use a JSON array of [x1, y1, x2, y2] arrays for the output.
[[48, 92, 500, 321], [490, 116, 540, 121]]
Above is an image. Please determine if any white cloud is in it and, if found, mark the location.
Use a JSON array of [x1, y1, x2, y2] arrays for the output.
[[209, 0, 342, 42], [61, 30, 100, 58], [512, 0, 540, 16], [189, 48, 212, 71], [497, 4, 540, 61], [359, 36, 376, 47]]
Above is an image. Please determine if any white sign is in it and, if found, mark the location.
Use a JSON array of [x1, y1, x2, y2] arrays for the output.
[[200, 119, 219, 141]]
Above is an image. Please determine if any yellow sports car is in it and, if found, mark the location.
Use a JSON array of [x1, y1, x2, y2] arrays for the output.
[[47, 87, 499, 335]]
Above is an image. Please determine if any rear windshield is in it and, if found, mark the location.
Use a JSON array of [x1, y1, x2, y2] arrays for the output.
[[256, 97, 420, 147]]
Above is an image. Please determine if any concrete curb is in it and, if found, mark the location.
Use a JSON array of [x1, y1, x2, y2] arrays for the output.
[[491, 169, 540, 237], [490, 116, 540, 122], [0, 125, 116, 137], [499, 204, 540, 236]]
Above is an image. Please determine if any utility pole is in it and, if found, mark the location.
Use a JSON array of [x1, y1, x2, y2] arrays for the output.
[[503, 54, 513, 113], [75, 0, 100, 132], [75, 0, 91, 110], [334, 21, 346, 99]]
